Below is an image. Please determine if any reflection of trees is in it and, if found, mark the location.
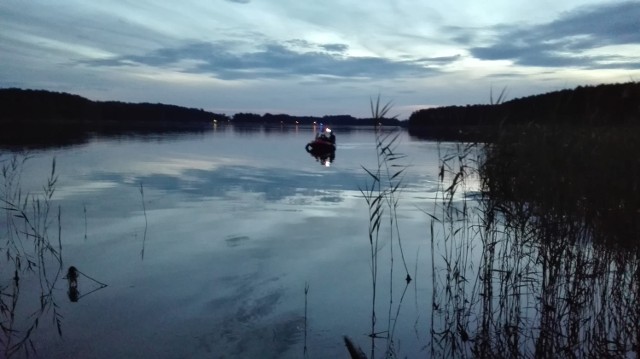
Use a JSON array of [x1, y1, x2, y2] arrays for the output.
[[429, 126, 640, 358], [0, 88, 226, 150], [483, 125, 640, 246]]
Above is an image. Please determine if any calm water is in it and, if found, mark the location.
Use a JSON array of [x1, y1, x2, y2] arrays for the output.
[[5, 125, 640, 358], [3, 126, 462, 358]]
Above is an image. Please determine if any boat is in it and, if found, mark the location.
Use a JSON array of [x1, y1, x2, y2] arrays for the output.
[[306, 138, 336, 166], [305, 137, 336, 154], [306, 127, 336, 155], [305, 128, 336, 166]]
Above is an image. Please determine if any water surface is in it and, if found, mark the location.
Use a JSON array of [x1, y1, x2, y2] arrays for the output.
[[6, 124, 639, 358], [3, 125, 451, 358]]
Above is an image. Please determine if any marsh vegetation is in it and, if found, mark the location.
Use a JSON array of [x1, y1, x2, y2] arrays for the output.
[[400, 123, 639, 358], [348, 88, 640, 358]]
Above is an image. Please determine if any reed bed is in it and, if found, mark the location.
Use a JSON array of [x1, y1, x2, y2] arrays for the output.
[[354, 110, 640, 358], [427, 124, 640, 358]]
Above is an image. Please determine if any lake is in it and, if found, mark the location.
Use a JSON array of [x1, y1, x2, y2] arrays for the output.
[[2, 125, 460, 358], [2, 124, 639, 358]]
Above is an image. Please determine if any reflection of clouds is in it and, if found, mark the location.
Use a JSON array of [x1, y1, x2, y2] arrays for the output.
[[117, 164, 364, 203], [127, 156, 246, 178], [439, 171, 481, 201], [53, 181, 118, 200], [271, 190, 364, 221]]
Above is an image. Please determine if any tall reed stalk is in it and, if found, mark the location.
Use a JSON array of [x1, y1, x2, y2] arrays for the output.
[[139, 182, 148, 260], [356, 97, 412, 358]]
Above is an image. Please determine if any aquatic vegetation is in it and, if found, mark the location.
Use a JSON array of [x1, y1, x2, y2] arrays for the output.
[[428, 124, 640, 358], [0, 154, 63, 357], [139, 182, 148, 260], [355, 96, 412, 358], [0, 154, 109, 357], [354, 93, 640, 359]]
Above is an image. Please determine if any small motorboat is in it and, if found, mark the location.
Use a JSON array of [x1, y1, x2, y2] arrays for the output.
[[306, 138, 336, 166], [305, 137, 336, 154], [305, 128, 336, 166], [306, 127, 336, 155]]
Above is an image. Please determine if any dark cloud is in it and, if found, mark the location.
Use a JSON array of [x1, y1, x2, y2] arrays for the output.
[[415, 54, 461, 65], [83, 40, 436, 80], [469, 1, 640, 69], [320, 44, 348, 53], [283, 40, 347, 54]]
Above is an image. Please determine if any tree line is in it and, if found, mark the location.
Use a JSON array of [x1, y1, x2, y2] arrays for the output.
[[408, 82, 640, 139], [0, 88, 401, 127], [0, 88, 229, 125]]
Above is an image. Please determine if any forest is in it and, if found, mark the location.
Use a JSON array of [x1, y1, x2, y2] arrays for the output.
[[0, 88, 400, 128], [408, 81, 640, 140], [0, 88, 229, 125]]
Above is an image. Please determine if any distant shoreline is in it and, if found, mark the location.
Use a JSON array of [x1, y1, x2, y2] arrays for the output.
[[2, 81, 638, 146]]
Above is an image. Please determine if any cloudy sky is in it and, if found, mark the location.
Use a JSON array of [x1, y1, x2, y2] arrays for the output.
[[1, 0, 639, 119]]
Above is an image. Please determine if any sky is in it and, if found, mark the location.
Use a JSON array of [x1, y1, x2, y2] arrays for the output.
[[1, 0, 639, 119]]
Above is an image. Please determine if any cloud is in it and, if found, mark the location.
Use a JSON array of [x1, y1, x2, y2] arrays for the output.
[[415, 55, 462, 65], [83, 40, 436, 80], [469, 1, 640, 69], [225, 0, 251, 3], [320, 44, 349, 53]]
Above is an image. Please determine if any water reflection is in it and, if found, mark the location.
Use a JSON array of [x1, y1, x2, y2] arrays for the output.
[[66, 266, 80, 302], [11, 124, 637, 357], [429, 125, 640, 358], [1, 127, 400, 359], [65, 266, 109, 303], [307, 149, 336, 167], [0, 155, 111, 357]]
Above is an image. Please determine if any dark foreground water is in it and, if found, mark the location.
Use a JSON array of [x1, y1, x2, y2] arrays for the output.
[[2, 124, 639, 358]]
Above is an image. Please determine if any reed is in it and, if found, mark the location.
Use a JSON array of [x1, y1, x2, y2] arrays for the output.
[[350, 90, 640, 357], [427, 123, 640, 358], [139, 181, 148, 260], [0, 154, 64, 358], [353, 96, 412, 358], [304, 282, 309, 358]]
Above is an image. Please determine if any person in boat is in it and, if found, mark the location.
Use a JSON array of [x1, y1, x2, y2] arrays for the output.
[[317, 128, 335, 143], [327, 128, 336, 144]]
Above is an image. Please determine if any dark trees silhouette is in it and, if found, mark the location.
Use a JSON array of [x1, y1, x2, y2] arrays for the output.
[[408, 82, 640, 140]]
